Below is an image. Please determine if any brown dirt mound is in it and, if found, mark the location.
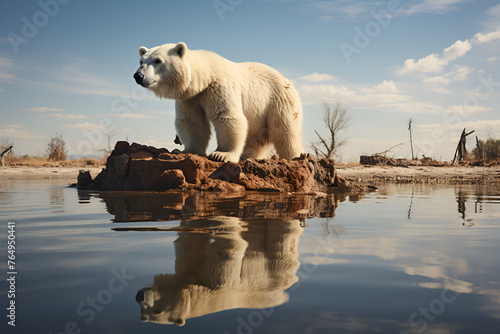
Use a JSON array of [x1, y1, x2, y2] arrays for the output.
[[77, 141, 357, 193]]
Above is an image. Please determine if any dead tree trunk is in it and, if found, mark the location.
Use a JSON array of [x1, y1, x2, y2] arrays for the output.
[[1, 145, 13, 167], [475, 136, 484, 162], [452, 129, 475, 164], [408, 118, 415, 160]]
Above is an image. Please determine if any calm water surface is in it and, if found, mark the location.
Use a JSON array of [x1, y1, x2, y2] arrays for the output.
[[1, 180, 500, 334]]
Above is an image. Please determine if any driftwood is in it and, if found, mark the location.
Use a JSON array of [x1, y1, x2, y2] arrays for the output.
[[372, 142, 403, 157], [1, 145, 13, 167]]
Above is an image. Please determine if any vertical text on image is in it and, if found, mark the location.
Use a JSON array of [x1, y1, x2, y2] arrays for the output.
[[7, 221, 17, 327]]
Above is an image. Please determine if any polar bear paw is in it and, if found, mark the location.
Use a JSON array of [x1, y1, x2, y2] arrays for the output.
[[208, 151, 239, 163]]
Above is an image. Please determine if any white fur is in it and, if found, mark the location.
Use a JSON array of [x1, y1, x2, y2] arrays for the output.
[[137, 217, 302, 326], [135, 42, 304, 163]]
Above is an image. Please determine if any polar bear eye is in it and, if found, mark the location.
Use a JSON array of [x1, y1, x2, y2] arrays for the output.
[[154, 58, 163, 65], [139, 59, 143, 65]]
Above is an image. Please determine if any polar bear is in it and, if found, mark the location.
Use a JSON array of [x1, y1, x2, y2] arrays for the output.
[[133, 42, 303, 163], [135, 217, 303, 326]]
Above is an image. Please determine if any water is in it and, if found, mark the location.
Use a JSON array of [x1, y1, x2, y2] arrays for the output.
[[1, 180, 500, 334]]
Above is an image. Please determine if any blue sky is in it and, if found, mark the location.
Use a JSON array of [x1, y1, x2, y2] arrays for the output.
[[1, 0, 499, 161]]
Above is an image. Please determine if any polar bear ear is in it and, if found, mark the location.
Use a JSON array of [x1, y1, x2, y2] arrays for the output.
[[174, 42, 187, 58], [138, 46, 149, 57]]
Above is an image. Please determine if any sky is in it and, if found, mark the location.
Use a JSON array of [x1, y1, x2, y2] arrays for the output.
[[0, 0, 499, 162]]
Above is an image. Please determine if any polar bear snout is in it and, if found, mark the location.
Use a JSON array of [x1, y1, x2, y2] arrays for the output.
[[133, 72, 144, 85], [134, 66, 157, 88]]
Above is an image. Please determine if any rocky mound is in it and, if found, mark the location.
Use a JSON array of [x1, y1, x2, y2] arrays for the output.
[[77, 141, 352, 193]]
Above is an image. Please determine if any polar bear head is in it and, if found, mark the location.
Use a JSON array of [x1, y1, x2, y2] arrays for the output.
[[133, 42, 192, 99]]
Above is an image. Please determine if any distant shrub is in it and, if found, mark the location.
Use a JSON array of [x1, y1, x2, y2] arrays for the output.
[[473, 138, 500, 162], [46, 133, 67, 161]]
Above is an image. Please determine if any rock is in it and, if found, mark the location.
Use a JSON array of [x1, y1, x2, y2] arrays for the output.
[[112, 141, 129, 155], [78, 141, 356, 193], [130, 151, 154, 160], [77, 170, 94, 190], [160, 169, 186, 189], [113, 154, 130, 178]]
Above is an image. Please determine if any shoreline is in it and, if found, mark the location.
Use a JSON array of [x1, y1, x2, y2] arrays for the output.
[[1, 165, 500, 185], [336, 165, 500, 185], [0, 166, 104, 181]]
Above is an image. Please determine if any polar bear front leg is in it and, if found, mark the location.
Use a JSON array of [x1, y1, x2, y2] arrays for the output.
[[175, 101, 211, 156], [208, 110, 248, 163]]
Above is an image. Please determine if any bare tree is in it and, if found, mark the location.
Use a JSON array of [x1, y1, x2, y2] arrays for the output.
[[1, 138, 14, 165], [408, 118, 415, 160], [99, 130, 117, 156], [310, 102, 351, 159], [46, 132, 67, 161]]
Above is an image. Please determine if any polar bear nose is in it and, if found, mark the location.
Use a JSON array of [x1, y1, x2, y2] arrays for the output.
[[135, 289, 145, 303], [134, 72, 144, 85]]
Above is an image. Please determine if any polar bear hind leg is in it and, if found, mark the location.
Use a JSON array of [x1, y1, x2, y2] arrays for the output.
[[241, 140, 272, 160], [268, 90, 303, 160]]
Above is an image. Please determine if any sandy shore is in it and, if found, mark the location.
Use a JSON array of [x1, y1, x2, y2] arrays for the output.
[[336, 165, 500, 185], [0, 166, 104, 181], [1, 165, 500, 185]]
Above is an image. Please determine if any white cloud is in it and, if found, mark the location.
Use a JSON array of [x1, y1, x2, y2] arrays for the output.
[[66, 124, 133, 137], [400, 54, 446, 74], [374, 80, 398, 93], [401, 0, 467, 15], [0, 124, 46, 139], [473, 29, 500, 44], [299, 84, 357, 104], [430, 87, 452, 94], [298, 82, 425, 113], [452, 66, 473, 81], [41, 113, 85, 120], [358, 80, 399, 94], [298, 72, 335, 82], [488, 57, 498, 62], [442, 39, 472, 60], [416, 119, 500, 133], [399, 39, 471, 74], [307, 0, 465, 20], [484, 4, 500, 30], [100, 113, 154, 119], [445, 105, 492, 115], [423, 76, 451, 85], [419, 66, 472, 93], [66, 123, 100, 130], [28, 107, 65, 113]]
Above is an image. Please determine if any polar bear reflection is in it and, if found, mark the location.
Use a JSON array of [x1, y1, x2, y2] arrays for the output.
[[136, 217, 303, 326]]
